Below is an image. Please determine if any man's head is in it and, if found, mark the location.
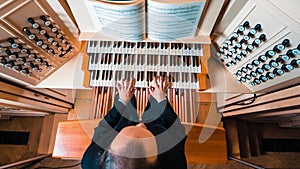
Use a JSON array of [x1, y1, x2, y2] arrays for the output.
[[102, 124, 159, 169]]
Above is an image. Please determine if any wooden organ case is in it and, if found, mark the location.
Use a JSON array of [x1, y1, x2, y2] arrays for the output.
[[0, 0, 80, 85]]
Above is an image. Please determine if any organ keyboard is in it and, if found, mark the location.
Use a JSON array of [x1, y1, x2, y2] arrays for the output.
[[86, 40, 208, 122], [87, 41, 204, 89]]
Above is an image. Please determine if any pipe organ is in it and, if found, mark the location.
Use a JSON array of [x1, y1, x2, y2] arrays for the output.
[[86, 41, 207, 122]]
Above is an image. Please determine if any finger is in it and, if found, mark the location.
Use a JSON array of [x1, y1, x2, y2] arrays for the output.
[[152, 76, 159, 89], [129, 87, 137, 93], [161, 76, 167, 89], [124, 79, 129, 89], [163, 76, 169, 90], [148, 87, 153, 95], [167, 82, 172, 89], [122, 79, 125, 89], [132, 77, 136, 87], [128, 78, 135, 90], [164, 82, 170, 92], [127, 80, 131, 90], [128, 78, 133, 87], [159, 76, 164, 90], [117, 83, 122, 92]]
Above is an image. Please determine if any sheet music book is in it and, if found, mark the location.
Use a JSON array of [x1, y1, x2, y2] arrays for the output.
[[85, 0, 205, 41]]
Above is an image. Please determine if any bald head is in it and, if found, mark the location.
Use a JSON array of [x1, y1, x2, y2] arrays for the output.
[[110, 125, 158, 160], [119, 125, 153, 138]]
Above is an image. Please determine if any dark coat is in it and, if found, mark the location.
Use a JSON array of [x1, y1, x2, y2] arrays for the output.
[[81, 95, 187, 169]]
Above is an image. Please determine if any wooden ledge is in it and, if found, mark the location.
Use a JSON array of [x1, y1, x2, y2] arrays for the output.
[[53, 119, 227, 164]]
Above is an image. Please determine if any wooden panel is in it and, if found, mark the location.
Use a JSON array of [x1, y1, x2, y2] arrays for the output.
[[198, 44, 210, 91], [29, 88, 75, 104], [0, 91, 69, 113], [224, 84, 300, 111], [220, 84, 300, 117], [0, 82, 72, 109], [38, 114, 68, 154], [183, 122, 227, 164], [53, 120, 227, 164], [53, 119, 100, 159], [0, 0, 13, 7], [223, 96, 300, 117]]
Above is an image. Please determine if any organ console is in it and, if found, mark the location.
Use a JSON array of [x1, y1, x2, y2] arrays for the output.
[[86, 40, 206, 122]]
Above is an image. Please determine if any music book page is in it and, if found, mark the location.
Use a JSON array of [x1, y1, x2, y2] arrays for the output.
[[85, 0, 145, 41], [147, 0, 205, 41], [84, 0, 205, 41]]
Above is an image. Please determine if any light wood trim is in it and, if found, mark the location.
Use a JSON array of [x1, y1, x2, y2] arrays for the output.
[[56, 0, 79, 28], [198, 74, 207, 91], [222, 96, 300, 117], [221, 85, 300, 115], [223, 85, 300, 110], [0, 82, 72, 108], [198, 44, 210, 91], [0, 91, 69, 113], [80, 41, 92, 88], [240, 108, 300, 119], [182, 122, 225, 131], [201, 44, 211, 74], [29, 88, 75, 104]]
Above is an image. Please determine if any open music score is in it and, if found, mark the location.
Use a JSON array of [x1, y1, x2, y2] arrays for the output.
[[87, 41, 203, 89]]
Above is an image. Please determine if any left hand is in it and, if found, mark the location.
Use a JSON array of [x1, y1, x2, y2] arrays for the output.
[[117, 78, 136, 104]]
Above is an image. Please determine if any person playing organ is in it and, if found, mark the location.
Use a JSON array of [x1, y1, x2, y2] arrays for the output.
[[81, 76, 187, 169]]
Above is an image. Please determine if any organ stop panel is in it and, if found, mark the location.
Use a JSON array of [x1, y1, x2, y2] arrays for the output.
[[0, 0, 80, 85], [213, 0, 300, 93]]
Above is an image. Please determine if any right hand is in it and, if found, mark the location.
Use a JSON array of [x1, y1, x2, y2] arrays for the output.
[[148, 76, 171, 102]]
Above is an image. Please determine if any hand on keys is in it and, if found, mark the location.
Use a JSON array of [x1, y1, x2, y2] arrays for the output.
[[117, 78, 136, 104], [148, 76, 171, 102]]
